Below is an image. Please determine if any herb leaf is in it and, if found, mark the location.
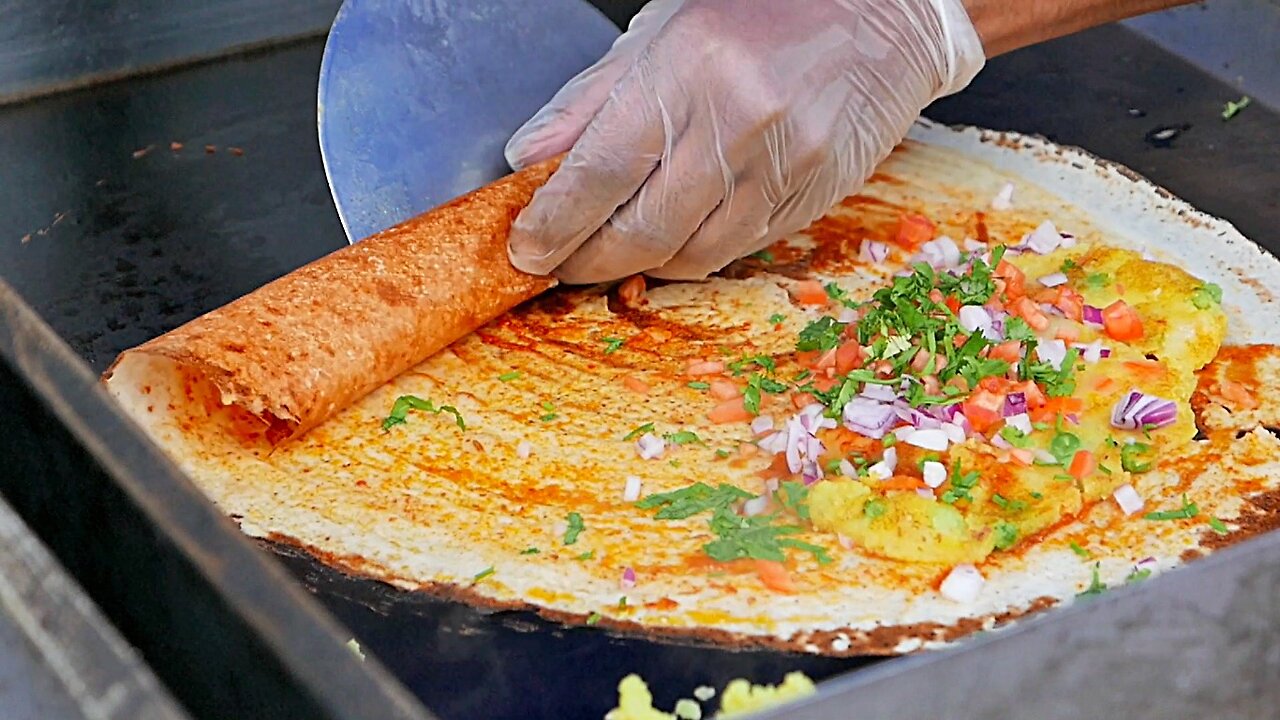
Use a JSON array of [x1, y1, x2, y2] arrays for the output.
[[623, 422, 655, 441], [602, 337, 626, 354], [663, 430, 705, 446], [636, 482, 754, 520], [1144, 495, 1199, 521], [382, 395, 466, 431], [563, 512, 585, 545], [473, 566, 495, 582], [1191, 283, 1223, 309]]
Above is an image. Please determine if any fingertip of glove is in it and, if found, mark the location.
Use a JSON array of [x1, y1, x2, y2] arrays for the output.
[[506, 224, 560, 276]]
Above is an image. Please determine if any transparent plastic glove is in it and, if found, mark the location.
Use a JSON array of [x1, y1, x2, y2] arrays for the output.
[[504, 0, 986, 284]]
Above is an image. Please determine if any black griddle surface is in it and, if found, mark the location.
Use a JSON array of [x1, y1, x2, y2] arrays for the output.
[[0, 24, 1277, 720]]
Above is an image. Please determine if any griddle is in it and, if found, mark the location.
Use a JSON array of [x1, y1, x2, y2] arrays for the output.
[[1, 10, 1279, 720]]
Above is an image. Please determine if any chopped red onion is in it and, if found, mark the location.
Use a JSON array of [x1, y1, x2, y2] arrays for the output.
[[963, 238, 986, 253], [1113, 483, 1144, 516], [838, 459, 857, 478], [621, 567, 637, 589], [1083, 305, 1104, 326], [837, 534, 855, 550], [837, 306, 860, 323], [1005, 412, 1033, 435], [917, 236, 962, 270], [1110, 390, 1177, 430], [922, 460, 947, 488], [859, 240, 890, 264], [516, 440, 533, 459], [991, 433, 1013, 449], [843, 398, 898, 439], [1036, 339, 1068, 370], [940, 422, 966, 445], [952, 411, 972, 436], [991, 182, 1015, 210], [860, 383, 898, 402], [1023, 220, 1063, 255], [743, 494, 771, 517], [916, 488, 936, 500], [894, 401, 942, 430], [1003, 392, 1028, 417], [1038, 272, 1069, 288], [867, 447, 897, 479], [750, 416, 774, 436], [636, 433, 666, 460], [758, 430, 787, 454], [904, 428, 949, 451], [623, 475, 642, 502], [1060, 232, 1078, 249], [1073, 340, 1111, 363], [1040, 302, 1064, 317], [958, 305, 992, 333], [1033, 448, 1058, 464], [940, 564, 984, 603]]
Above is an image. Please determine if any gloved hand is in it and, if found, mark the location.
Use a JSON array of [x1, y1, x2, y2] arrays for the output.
[[505, 0, 986, 284]]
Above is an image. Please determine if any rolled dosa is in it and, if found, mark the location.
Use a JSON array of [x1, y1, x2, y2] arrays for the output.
[[103, 158, 559, 444]]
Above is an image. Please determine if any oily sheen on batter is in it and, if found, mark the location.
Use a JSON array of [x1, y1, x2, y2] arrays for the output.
[[105, 133, 1280, 655]]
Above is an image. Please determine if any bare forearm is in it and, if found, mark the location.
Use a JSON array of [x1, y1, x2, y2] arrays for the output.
[[963, 0, 1195, 57]]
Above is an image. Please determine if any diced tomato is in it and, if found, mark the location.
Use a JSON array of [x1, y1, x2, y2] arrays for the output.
[[1094, 376, 1118, 392], [791, 280, 829, 307], [686, 359, 726, 376], [795, 350, 821, 367], [1123, 359, 1165, 378], [1029, 396, 1085, 424], [756, 454, 791, 479], [1052, 286, 1085, 321], [989, 341, 1022, 364], [881, 475, 927, 492], [995, 260, 1026, 300], [709, 397, 753, 424], [963, 389, 1006, 433], [814, 348, 838, 370], [979, 375, 1014, 394], [709, 379, 741, 400], [836, 341, 863, 374], [945, 295, 961, 314], [1011, 297, 1049, 331], [810, 374, 839, 392], [1102, 300, 1144, 341], [1011, 380, 1047, 409], [754, 560, 796, 593], [1068, 450, 1096, 480], [791, 393, 817, 409], [895, 213, 936, 248], [1218, 379, 1260, 411], [621, 376, 651, 395]]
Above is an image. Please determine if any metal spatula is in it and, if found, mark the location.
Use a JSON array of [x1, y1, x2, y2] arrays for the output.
[[317, 0, 619, 244]]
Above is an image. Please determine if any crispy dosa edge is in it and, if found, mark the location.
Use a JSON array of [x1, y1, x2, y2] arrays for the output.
[[102, 158, 560, 444]]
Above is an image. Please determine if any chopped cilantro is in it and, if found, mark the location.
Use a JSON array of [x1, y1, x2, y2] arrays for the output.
[[775, 481, 811, 521], [999, 425, 1032, 448], [687, 381, 710, 390], [796, 316, 846, 352], [1222, 95, 1251, 120], [1191, 283, 1223, 309], [768, 313, 787, 325], [941, 460, 981, 504], [382, 395, 466, 431], [1082, 271, 1110, 290], [498, 371, 520, 382], [1030, 491, 1044, 499], [993, 521, 1018, 550], [751, 249, 774, 263], [1097, 463, 1113, 476], [728, 354, 776, 376], [636, 482, 753, 520], [618, 596, 628, 609], [1126, 568, 1152, 584], [992, 494, 1027, 512], [824, 282, 860, 309], [1209, 517, 1230, 535], [1144, 495, 1199, 521], [863, 498, 888, 519], [1003, 316, 1036, 343], [520, 547, 540, 555], [1069, 541, 1090, 558], [669, 459, 681, 468], [1120, 442, 1155, 473], [575, 550, 594, 561], [743, 373, 786, 415], [1078, 563, 1107, 596], [563, 512, 585, 545], [664, 430, 704, 445], [714, 449, 731, 459], [882, 434, 898, 448], [539, 413, 558, 422], [702, 507, 830, 564], [586, 612, 602, 625], [541, 401, 555, 412], [473, 566, 495, 582], [1060, 258, 1080, 273], [623, 422, 655, 441], [602, 337, 626, 354]]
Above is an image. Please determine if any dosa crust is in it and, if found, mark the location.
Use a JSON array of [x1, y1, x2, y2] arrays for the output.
[[103, 159, 559, 444]]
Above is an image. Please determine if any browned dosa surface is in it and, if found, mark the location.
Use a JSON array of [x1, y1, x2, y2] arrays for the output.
[[102, 158, 559, 443]]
